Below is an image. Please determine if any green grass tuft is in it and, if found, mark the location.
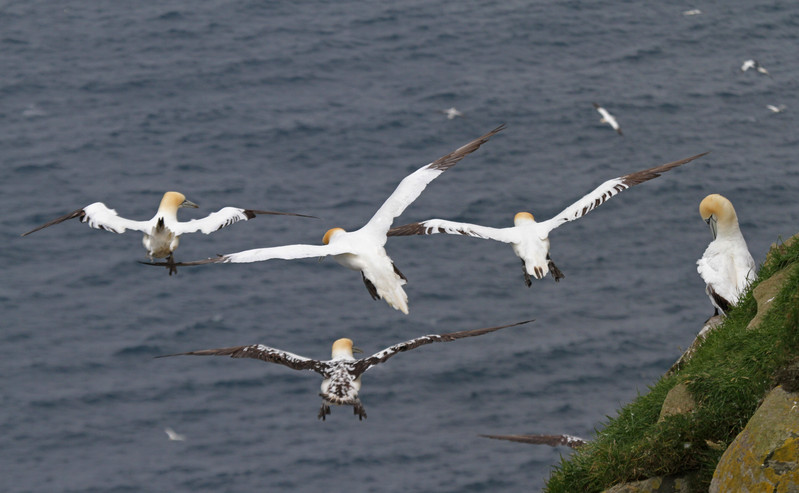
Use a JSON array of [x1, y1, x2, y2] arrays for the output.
[[544, 235, 799, 492]]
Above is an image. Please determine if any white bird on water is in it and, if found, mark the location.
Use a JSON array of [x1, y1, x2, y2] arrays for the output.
[[697, 194, 756, 316], [592, 102, 623, 136], [157, 319, 532, 420], [388, 153, 707, 285], [21, 191, 316, 275], [741, 59, 770, 76], [441, 107, 464, 120], [162, 126, 504, 313]]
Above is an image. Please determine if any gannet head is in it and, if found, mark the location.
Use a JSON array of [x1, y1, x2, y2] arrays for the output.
[[699, 194, 738, 239], [323, 227, 346, 245], [514, 212, 535, 226], [160, 191, 198, 212], [331, 338, 363, 359]]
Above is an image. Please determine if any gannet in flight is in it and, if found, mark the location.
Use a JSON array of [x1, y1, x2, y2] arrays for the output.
[[766, 104, 786, 113], [480, 433, 587, 449], [21, 191, 316, 275], [697, 194, 755, 315], [157, 319, 532, 420], [164, 427, 186, 441], [388, 153, 708, 285], [441, 107, 464, 120], [155, 126, 504, 313], [682, 9, 702, 16], [741, 59, 770, 76], [592, 102, 623, 136]]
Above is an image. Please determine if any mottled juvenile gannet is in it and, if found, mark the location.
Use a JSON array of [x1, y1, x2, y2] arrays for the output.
[[21, 191, 315, 275], [157, 126, 504, 313], [157, 319, 532, 420], [741, 59, 770, 76], [480, 433, 587, 449], [696, 194, 756, 315], [592, 102, 623, 136], [389, 153, 707, 285]]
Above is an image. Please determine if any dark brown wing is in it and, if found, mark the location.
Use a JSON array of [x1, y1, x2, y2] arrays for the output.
[[138, 255, 224, 268], [351, 319, 533, 376], [244, 209, 318, 219], [480, 434, 587, 449], [21, 208, 85, 236], [156, 344, 326, 374]]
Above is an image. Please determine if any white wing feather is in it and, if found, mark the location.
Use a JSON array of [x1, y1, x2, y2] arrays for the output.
[[82, 203, 151, 234], [393, 219, 519, 244], [171, 207, 253, 235], [221, 242, 353, 263]]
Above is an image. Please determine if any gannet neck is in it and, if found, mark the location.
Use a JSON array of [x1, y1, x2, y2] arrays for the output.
[[699, 194, 740, 238], [331, 338, 356, 359], [514, 212, 535, 226], [323, 227, 346, 245]]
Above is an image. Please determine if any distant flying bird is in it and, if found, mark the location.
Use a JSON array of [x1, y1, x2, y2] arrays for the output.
[[697, 194, 756, 315], [157, 319, 533, 420], [766, 104, 786, 113], [682, 9, 702, 15], [164, 427, 186, 441], [740, 59, 770, 76], [21, 191, 316, 275], [441, 107, 464, 120], [155, 126, 504, 313], [389, 153, 707, 285], [592, 102, 623, 136], [480, 433, 587, 449]]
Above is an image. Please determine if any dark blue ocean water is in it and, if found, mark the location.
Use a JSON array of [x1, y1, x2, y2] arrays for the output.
[[2, 1, 798, 491]]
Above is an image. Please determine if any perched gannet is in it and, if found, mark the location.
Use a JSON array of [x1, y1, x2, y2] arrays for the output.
[[592, 102, 623, 136], [696, 194, 756, 315], [441, 107, 464, 120], [389, 153, 707, 285], [766, 104, 787, 113], [741, 59, 770, 76], [157, 126, 504, 312], [157, 319, 532, 420], [164, 427, 186, 441], [480, 433, 587, 449], [21, 191, 316, 275]]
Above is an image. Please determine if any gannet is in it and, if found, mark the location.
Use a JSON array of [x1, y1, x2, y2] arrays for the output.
[[741, 59, 770, 76], [441, 107, 464, 120], [480, 433, 587, 449], [766, 104, 786, 113], [388, 153, 707, 285], [682, 9, 702, 15], [157, 319, 532, 420], [164, 427, 186, 441], [155, 126, 504, 312], [21, 191, 316, 275], [592, 102, 623, 136], [696, 194, 756, 315]]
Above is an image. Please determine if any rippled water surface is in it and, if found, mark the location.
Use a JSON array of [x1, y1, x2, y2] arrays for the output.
[[2, 1, 798, 491]]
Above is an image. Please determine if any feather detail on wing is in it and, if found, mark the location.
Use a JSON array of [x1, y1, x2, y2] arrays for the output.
[[156, 344, 325, 373], [221, 242, 353, 263], [388, 219, 518, 244], [172, 208, 317, 235], [351, 319, 533, 376], [539, 152, 708, 235], [22, 202, 150, 236], [361, 124, 504, 237]]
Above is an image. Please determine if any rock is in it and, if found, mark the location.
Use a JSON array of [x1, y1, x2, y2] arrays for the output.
[[747, 266, 794, 330], [667, 316, 723, 375], [658, 383, 696, 422], [709, 386, 799, 492], [602, 474, 698, 492]]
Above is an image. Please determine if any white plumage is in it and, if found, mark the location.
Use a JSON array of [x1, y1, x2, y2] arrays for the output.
[[389, 153, 707, 285], [170, 125, 504, 313], [696, 194, 756, 315], [21, 191, 314, 275], [592, 102, 623, 135], [157, 319, 531, 420]]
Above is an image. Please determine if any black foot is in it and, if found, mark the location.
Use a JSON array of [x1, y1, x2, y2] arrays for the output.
[[361, 272, 380, 300], [547, 255, 565, 282], [318, 403, 331, 421], [521, 260, 532, 287], [353, 403, 367, 421], [165, 254, 178, 276]]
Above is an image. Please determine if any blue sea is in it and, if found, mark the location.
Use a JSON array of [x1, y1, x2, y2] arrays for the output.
[[2, 1, 798, 491]]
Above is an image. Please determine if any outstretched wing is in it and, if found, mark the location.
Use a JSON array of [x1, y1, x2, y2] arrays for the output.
[[156, 344, 327, 374], [22, 202, 150, 236], [480, 434, 587, 449], [142, 242, 355, 268], [539, 152, 708, 235], [360, 125, 505, 238], [351, 319, 533, 376], [388, 219, 518, 244], [172, 208, 316, 235]]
